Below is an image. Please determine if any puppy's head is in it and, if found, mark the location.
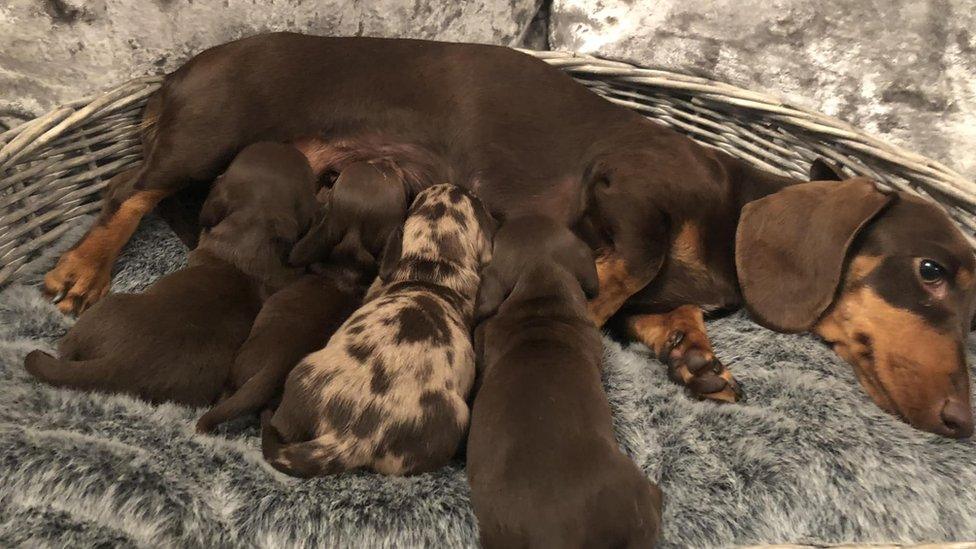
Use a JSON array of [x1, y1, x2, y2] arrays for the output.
[[288, 162, 408, 274], [378, 184, 494, 283], [475, 215, 598, 324], [198, 142, 318, 281], [736, 159, 975, 438]]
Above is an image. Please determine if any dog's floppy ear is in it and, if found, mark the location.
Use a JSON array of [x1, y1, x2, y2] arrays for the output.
[[288, 201, 336, 267], [198, 192, 228, 230], [736, 180, 893, 333], [573, 257, 599, 299], [809, 158, 845, 182], [555, 234, 599, 299], [474, 264, 512, 324], [377, 226, 404, 281]]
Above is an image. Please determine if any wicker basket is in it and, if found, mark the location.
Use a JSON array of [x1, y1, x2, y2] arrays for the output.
[[2, 49, 975, 288]]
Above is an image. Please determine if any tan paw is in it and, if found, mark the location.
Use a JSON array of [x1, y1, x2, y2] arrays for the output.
[[43, 250, 112, 315], [662, 329, 742, 403]]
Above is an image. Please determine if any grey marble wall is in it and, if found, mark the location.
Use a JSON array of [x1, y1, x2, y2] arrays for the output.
[[550, 0, 976, 179], [3, 0, 972, 179], [0, 0, 543, 130]]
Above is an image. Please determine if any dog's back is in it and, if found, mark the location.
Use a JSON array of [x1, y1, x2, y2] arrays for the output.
[[26, 143, 318, 407], [468, 216, 662, 548]]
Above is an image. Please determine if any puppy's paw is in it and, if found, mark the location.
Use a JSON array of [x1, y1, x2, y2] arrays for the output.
[[661, 329, 742, 403]]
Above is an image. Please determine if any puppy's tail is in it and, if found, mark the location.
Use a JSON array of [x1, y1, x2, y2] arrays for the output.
[[196, 362, 288, 433], [24, 350, 114, 390], [260, 410, 358, 478]]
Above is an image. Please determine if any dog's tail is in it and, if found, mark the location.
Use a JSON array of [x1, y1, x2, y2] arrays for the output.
[[24, 350, 115, 390], [260, 410, 361, 478], [196, 362, 288, 433]]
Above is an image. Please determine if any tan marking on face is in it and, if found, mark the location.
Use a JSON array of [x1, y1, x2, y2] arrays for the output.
[[957, 267, 974, 290], [846, 255, 881, 281], [815, 284, 970, 431]]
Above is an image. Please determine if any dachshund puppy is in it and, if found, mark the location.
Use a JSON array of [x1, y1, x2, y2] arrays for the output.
[[195, 162, 408, 432], [261, 183, 493, 477], [469, 216, 663, 548], [24, 142, 317, 407]]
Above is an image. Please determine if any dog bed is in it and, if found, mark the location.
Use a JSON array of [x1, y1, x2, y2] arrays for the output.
[[2, 49, 976, 547]]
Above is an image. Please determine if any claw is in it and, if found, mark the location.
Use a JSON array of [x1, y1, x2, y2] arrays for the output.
[[51, 288, 68, 304]]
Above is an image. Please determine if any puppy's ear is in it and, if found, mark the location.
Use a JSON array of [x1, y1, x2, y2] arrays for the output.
[[736, 180, 893, 332], [474, 264, 511, 324], [809, 158, 845, 182], [377, 226, 404, 281], [573, 256, 599, 300], [288, 201, 336, 267], [198, 194, 228, 230], [556, 234, 599, 299]]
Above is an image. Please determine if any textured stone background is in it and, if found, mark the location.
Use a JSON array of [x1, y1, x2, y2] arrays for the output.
[[0, 0, 543, 130], [2, 0, 974, 179], [550, 0, 976, 179]]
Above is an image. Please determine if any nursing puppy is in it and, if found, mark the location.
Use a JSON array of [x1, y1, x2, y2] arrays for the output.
[[195, 162, 408, 432], [468, 216, 663, 548], [24, 142, 317, 406], [261, 183, 493, 477]]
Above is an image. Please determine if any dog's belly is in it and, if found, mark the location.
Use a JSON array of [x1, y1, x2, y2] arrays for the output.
[[162, 33, 625, 222]]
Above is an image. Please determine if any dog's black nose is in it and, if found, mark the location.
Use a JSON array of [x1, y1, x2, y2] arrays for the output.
[[940, 398, 974, 439]]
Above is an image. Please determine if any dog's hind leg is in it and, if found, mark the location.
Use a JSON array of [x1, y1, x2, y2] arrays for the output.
[[43, 91, 247, 314], [42, 167, 168, 314], [625, 305, 741, 403], [196, 363, 286, 433]]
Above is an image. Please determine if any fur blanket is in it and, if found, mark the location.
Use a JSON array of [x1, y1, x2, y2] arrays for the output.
[[1, 216, 975, 548]]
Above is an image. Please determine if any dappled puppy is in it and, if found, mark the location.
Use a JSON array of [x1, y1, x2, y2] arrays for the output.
[[24, 142, 317, 407], [468, 216, 662, 548], [261, 184, 493, 477], [196, 162, 408, 433]]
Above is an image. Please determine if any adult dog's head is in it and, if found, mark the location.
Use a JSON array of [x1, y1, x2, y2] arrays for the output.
[[736, 160, 975, 438]]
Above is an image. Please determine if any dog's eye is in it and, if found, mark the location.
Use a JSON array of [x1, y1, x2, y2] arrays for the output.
[[919, 259, 947, 284]]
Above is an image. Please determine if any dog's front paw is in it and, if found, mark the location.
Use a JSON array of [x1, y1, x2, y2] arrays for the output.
[[43, 249, 112, 315], [661, 329, 742, 403]]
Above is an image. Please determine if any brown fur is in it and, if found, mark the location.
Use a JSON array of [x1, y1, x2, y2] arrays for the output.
[[25, 143, 317, 406], [470, 216, 662, 548], [262, 184, 493, 477], [41, 34, 975, 437], [195, 162, 409, 433]]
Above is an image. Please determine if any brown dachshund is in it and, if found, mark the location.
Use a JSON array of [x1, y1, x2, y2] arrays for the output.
[[195, 162, 408, 432], [41, 32, 974, 436], [24, 142, 318, 406], [470, 215, 663, 548], [262, 184, 493, 477]]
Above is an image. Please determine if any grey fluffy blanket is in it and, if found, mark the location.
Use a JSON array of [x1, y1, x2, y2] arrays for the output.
[[1, 216, 975, 548]]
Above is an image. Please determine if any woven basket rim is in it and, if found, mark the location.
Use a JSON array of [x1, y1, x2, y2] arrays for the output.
[[3, 45, 976, 288]]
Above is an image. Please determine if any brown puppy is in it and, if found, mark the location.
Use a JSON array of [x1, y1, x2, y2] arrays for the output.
[[469, 216, 662, 548], [195, 162, 407, 432], [262, 184, 493, 477], [24, 142, 317, 406]]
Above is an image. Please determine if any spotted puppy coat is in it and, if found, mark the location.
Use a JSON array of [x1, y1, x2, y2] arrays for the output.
[[262, 184, 493, 477]]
